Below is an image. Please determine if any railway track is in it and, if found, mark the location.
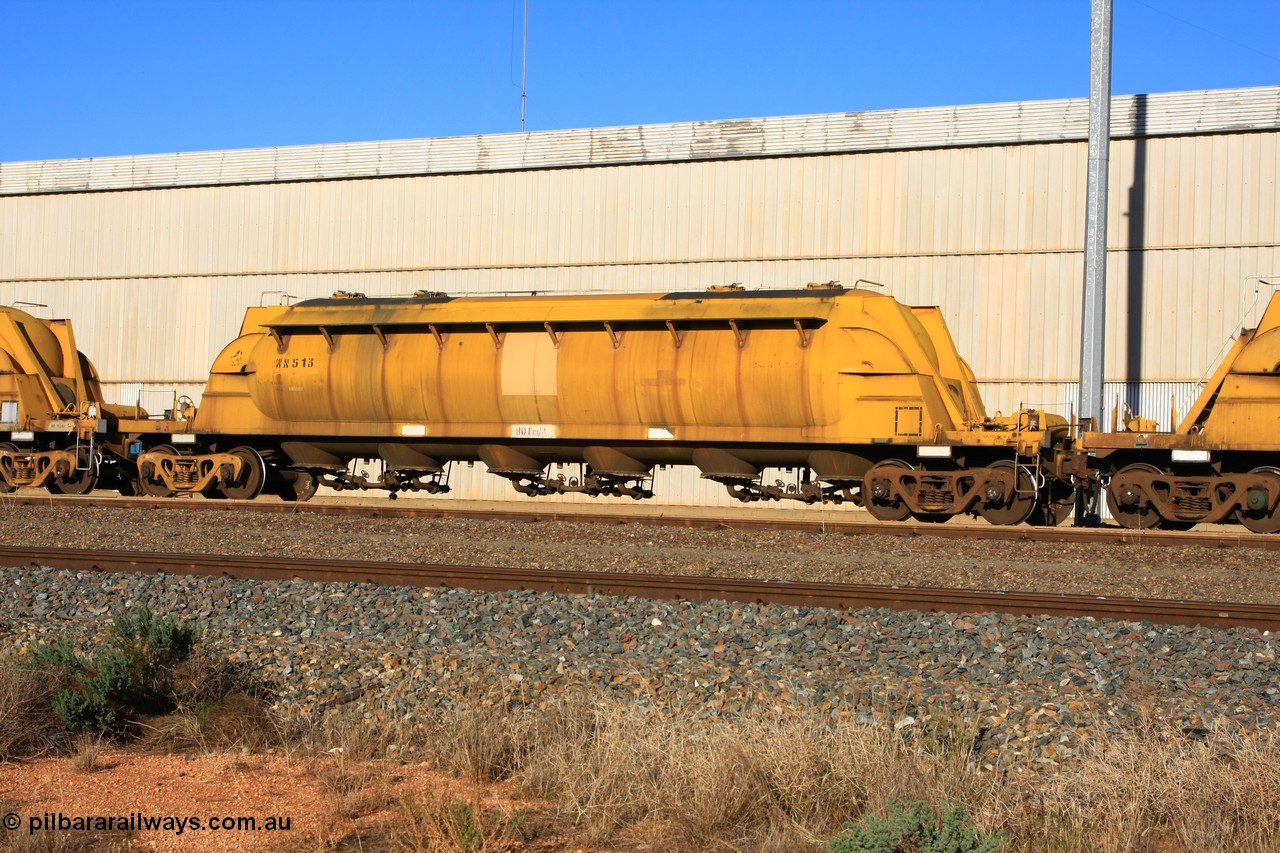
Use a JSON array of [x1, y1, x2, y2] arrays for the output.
[[1, 544, 1276, 632], [7, 492, 1280, 550]]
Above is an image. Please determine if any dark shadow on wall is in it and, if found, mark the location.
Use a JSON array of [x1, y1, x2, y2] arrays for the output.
[[1124, 94, 1147, 418]]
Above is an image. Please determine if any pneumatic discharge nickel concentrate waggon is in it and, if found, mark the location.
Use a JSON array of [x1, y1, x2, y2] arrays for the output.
[[3, 281, 1280, 533]]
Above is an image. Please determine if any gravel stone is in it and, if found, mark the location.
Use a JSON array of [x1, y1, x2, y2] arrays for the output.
[[1, 563, 1277, 774], [2, 503, 1278, 773]]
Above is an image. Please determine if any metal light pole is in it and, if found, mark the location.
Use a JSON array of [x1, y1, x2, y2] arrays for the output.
[[1078, 0, 1113, 432]]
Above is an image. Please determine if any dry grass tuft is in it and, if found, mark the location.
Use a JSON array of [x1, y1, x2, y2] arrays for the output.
[[137, 693, 279, 754], [517, 697, 668, 843], [428, 704, 528, 784], [291, 713, 410, 823], [313, 753, 399, 821], [0, 666, 66, 761], [273, 704, 417, 763], [196, 692, 279, 749], [439, 694, 1280, 853], [1032, 724, 1280, 853], [382, 789, 526, 853], [296, 725, 398, 824], [167, 652, 264, 713], [9, 652, 1280, 853], [510, 698, 1004, 851], [69, 733, 104, 773]]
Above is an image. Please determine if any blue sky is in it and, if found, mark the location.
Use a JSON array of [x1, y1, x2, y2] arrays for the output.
[[2, 0, 1277, 162]]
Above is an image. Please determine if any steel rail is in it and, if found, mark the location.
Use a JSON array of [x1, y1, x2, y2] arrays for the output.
[[8, 493, 1280, 550], [0, 545, 1275, 633]]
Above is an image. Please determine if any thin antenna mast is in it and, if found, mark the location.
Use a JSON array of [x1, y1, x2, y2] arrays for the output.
[[521, 0, 528, 132]]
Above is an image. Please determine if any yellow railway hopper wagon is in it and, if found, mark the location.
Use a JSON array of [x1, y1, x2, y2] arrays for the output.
[[1078, 288, 1280, 533], [133, 284, 1069, 524], [0, 306, 123, 494]]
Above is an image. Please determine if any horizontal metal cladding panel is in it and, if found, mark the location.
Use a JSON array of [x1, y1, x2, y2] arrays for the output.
[[1113, 131, 1280, 250], [943, 245, 1280, 386], [1097, 246, 1280, 383], [4, 247, 1277, 406], [2, 133, 1277, 287], [2, 88, 1277, 197], [0, 278, 262, 387]]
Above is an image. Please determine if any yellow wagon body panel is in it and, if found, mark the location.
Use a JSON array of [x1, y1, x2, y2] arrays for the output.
[[192, 287, 990, 449]]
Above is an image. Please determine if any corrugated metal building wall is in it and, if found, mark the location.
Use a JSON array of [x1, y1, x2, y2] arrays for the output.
[[1, 87, 1278, 505]]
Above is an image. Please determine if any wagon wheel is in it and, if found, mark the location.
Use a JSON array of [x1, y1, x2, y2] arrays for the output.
[[1026, 495, 1074, 526], [1236, 466, 1280, 534], [977, 460, 1036, 526], [862, 460, 913, 522], [1026, 479, 1075, 526], [1105, 463, 1166, 530], [218, 446, 267, 500], [47, 447, 98, 496], [0, 442, 16, 494], [203, 449, 232, 499], [138, 445, 178, 498]]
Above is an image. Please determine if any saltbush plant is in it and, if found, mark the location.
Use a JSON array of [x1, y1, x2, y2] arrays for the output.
[[26, 606, 199, 735], [828, 799, 1004, 853]]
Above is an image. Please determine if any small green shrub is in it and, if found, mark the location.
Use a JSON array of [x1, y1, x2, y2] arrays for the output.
[[50, 687, 116, 735], [24, 606, 200, 736], [450, 802, 482, 852], [828, 799, 1004, 853]]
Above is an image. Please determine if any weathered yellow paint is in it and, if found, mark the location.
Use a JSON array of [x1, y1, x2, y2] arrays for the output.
[[1176, 290, 1280, 449], [0, 306, 127, 428], [0, 307, 77, 421], [191, 287, 1056, 462]]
